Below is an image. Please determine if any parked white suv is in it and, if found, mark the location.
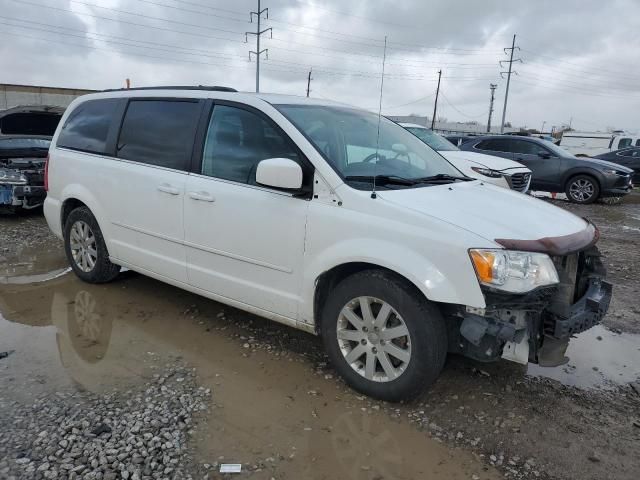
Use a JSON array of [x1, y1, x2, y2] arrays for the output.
[[400, 124, 532, 192], [44, 87, 612, 401]]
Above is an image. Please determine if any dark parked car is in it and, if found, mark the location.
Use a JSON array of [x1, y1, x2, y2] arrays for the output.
[[459, 135, 634, 204], [593, 147, 640, 183], [0, 105, 64, 213], [0, 136, 51, 213]]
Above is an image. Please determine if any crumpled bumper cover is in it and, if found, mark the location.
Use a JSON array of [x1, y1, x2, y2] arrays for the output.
[[0, 184, 46, 206], [545, 277, 612, 339]]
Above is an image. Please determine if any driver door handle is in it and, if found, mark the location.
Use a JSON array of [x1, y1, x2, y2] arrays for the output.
[[188, 191, 216, 202]]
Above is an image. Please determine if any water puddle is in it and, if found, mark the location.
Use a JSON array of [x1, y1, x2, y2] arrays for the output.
[[527, 325, 640, 389], [0, 273, 500, 480], [0, 246, 70, 285]]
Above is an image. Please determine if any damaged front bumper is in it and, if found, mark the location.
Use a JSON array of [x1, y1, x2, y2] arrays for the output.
[[449, 246, 612, 366]]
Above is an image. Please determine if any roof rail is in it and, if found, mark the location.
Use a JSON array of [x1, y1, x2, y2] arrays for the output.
[[101, 85, 238, 93]]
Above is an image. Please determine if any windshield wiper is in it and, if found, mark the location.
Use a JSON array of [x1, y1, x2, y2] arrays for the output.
[[344, 175, 418, 186], [415, 174, 473, 183]]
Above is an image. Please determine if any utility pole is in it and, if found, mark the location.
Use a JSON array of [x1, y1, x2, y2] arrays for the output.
[[246, 0, 272, 93], [487, 83, 497, 133], [540, 120, 547, 133], [430, 69, 442, 130], [306, 68, 312, 97], [499, 34, 521, 133]]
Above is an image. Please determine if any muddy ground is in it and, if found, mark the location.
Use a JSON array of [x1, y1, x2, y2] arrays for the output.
[[1, 197, 639, 480]]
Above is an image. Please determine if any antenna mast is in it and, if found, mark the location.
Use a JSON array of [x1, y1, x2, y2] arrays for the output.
[[372, 35, 387, 199]]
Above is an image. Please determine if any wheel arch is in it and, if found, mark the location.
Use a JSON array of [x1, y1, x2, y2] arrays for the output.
[[561, 168, 604, 190], [313, 262, 426, 332]]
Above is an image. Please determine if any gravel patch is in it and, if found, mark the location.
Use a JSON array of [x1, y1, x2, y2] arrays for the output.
[[0, 365, 210, 480]]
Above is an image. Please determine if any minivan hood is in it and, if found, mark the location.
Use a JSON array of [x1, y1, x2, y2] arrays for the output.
[[379, 181, 589, 245], [440, 150, 528, 171]]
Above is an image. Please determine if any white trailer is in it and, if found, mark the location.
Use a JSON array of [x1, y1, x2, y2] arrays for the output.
[[559, 131, 640, 156]]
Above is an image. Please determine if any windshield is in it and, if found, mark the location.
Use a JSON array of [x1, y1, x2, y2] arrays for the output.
[[276, 105, 462, 188], [404, 127, 459, 151], [0, 138, 51, 150]]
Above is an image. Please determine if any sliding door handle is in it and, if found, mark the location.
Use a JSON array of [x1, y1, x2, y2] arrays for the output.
[[157, 184, 180, 195]]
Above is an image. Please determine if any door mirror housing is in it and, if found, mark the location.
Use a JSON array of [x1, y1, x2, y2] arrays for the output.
[[256, 158, 303, 190], [538, 151, 551, 159]]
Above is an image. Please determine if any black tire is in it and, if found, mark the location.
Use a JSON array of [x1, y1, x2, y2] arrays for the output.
[[320, 270, 447, 402], [565, 174, 600, 204], [63, 206, 120, 283]]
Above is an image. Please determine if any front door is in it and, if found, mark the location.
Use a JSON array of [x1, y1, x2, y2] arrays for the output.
[[184, 103, 310, 320], [509, 139, 560, 190]]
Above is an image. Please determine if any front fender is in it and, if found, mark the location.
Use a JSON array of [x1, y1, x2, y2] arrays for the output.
[[561, 167, 605, 189], [300, 237, 486, 324]]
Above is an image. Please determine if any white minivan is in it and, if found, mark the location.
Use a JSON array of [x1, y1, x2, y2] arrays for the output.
[[44, 87, 612, 401]]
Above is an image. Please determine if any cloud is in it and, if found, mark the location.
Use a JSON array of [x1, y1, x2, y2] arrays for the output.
[[1, 0, 638, 132]]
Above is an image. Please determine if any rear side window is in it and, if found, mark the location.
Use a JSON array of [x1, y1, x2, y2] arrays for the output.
[[57, 99, 119, 154], [475, 138, 513, 153], [117, 100, 201, 171], [510, 140, 543, 155]]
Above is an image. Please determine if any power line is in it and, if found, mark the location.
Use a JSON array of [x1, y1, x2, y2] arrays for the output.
[[440, 91, 486, 119]]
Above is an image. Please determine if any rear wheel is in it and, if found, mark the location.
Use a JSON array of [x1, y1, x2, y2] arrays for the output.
[[565, 175, 600, 204], [320, 270, 447, 402], [64, 206, 120, 283]]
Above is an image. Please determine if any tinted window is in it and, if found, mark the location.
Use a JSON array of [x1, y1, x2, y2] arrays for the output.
[[618, 138, 632, 148], [511, 139, 545, 155], [0, 138, 50, 149], [475, 138, 513, 153], [57, 99, 119, 154], [117, 100, 200, 170], [618, 149, 639, 158], [636, 139, 640, 146], [202, 105, 301, 184]]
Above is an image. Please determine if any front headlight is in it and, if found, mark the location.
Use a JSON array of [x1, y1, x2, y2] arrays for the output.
[[471, 166, 503, 178], [0, 169, 27, 185], [469, 249, 559, 293], [602, 168, 625, 176]]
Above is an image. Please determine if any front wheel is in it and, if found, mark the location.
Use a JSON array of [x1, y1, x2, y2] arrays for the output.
[[320, 270, 447, 402], [565, 175, 600, 204], [64, 206, 121, 283]]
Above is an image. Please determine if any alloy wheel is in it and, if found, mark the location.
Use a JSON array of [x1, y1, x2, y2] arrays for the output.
[[569, 178, 595, 202], [70, 220, 97, 273], [336, 296, 412, 382]]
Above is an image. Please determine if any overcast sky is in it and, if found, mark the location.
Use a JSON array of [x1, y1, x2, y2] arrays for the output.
[[1, 0, 638, 132]]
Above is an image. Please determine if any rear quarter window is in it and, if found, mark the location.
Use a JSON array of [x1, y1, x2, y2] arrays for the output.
[[57, 99, 120, 154]]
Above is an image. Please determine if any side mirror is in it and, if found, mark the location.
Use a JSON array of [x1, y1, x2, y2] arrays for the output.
[[256, 158, 303, 190], [538, 151, 551, 159]]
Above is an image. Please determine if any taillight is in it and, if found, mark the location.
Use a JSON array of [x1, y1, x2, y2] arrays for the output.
[[44, 153, 50, 191]]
